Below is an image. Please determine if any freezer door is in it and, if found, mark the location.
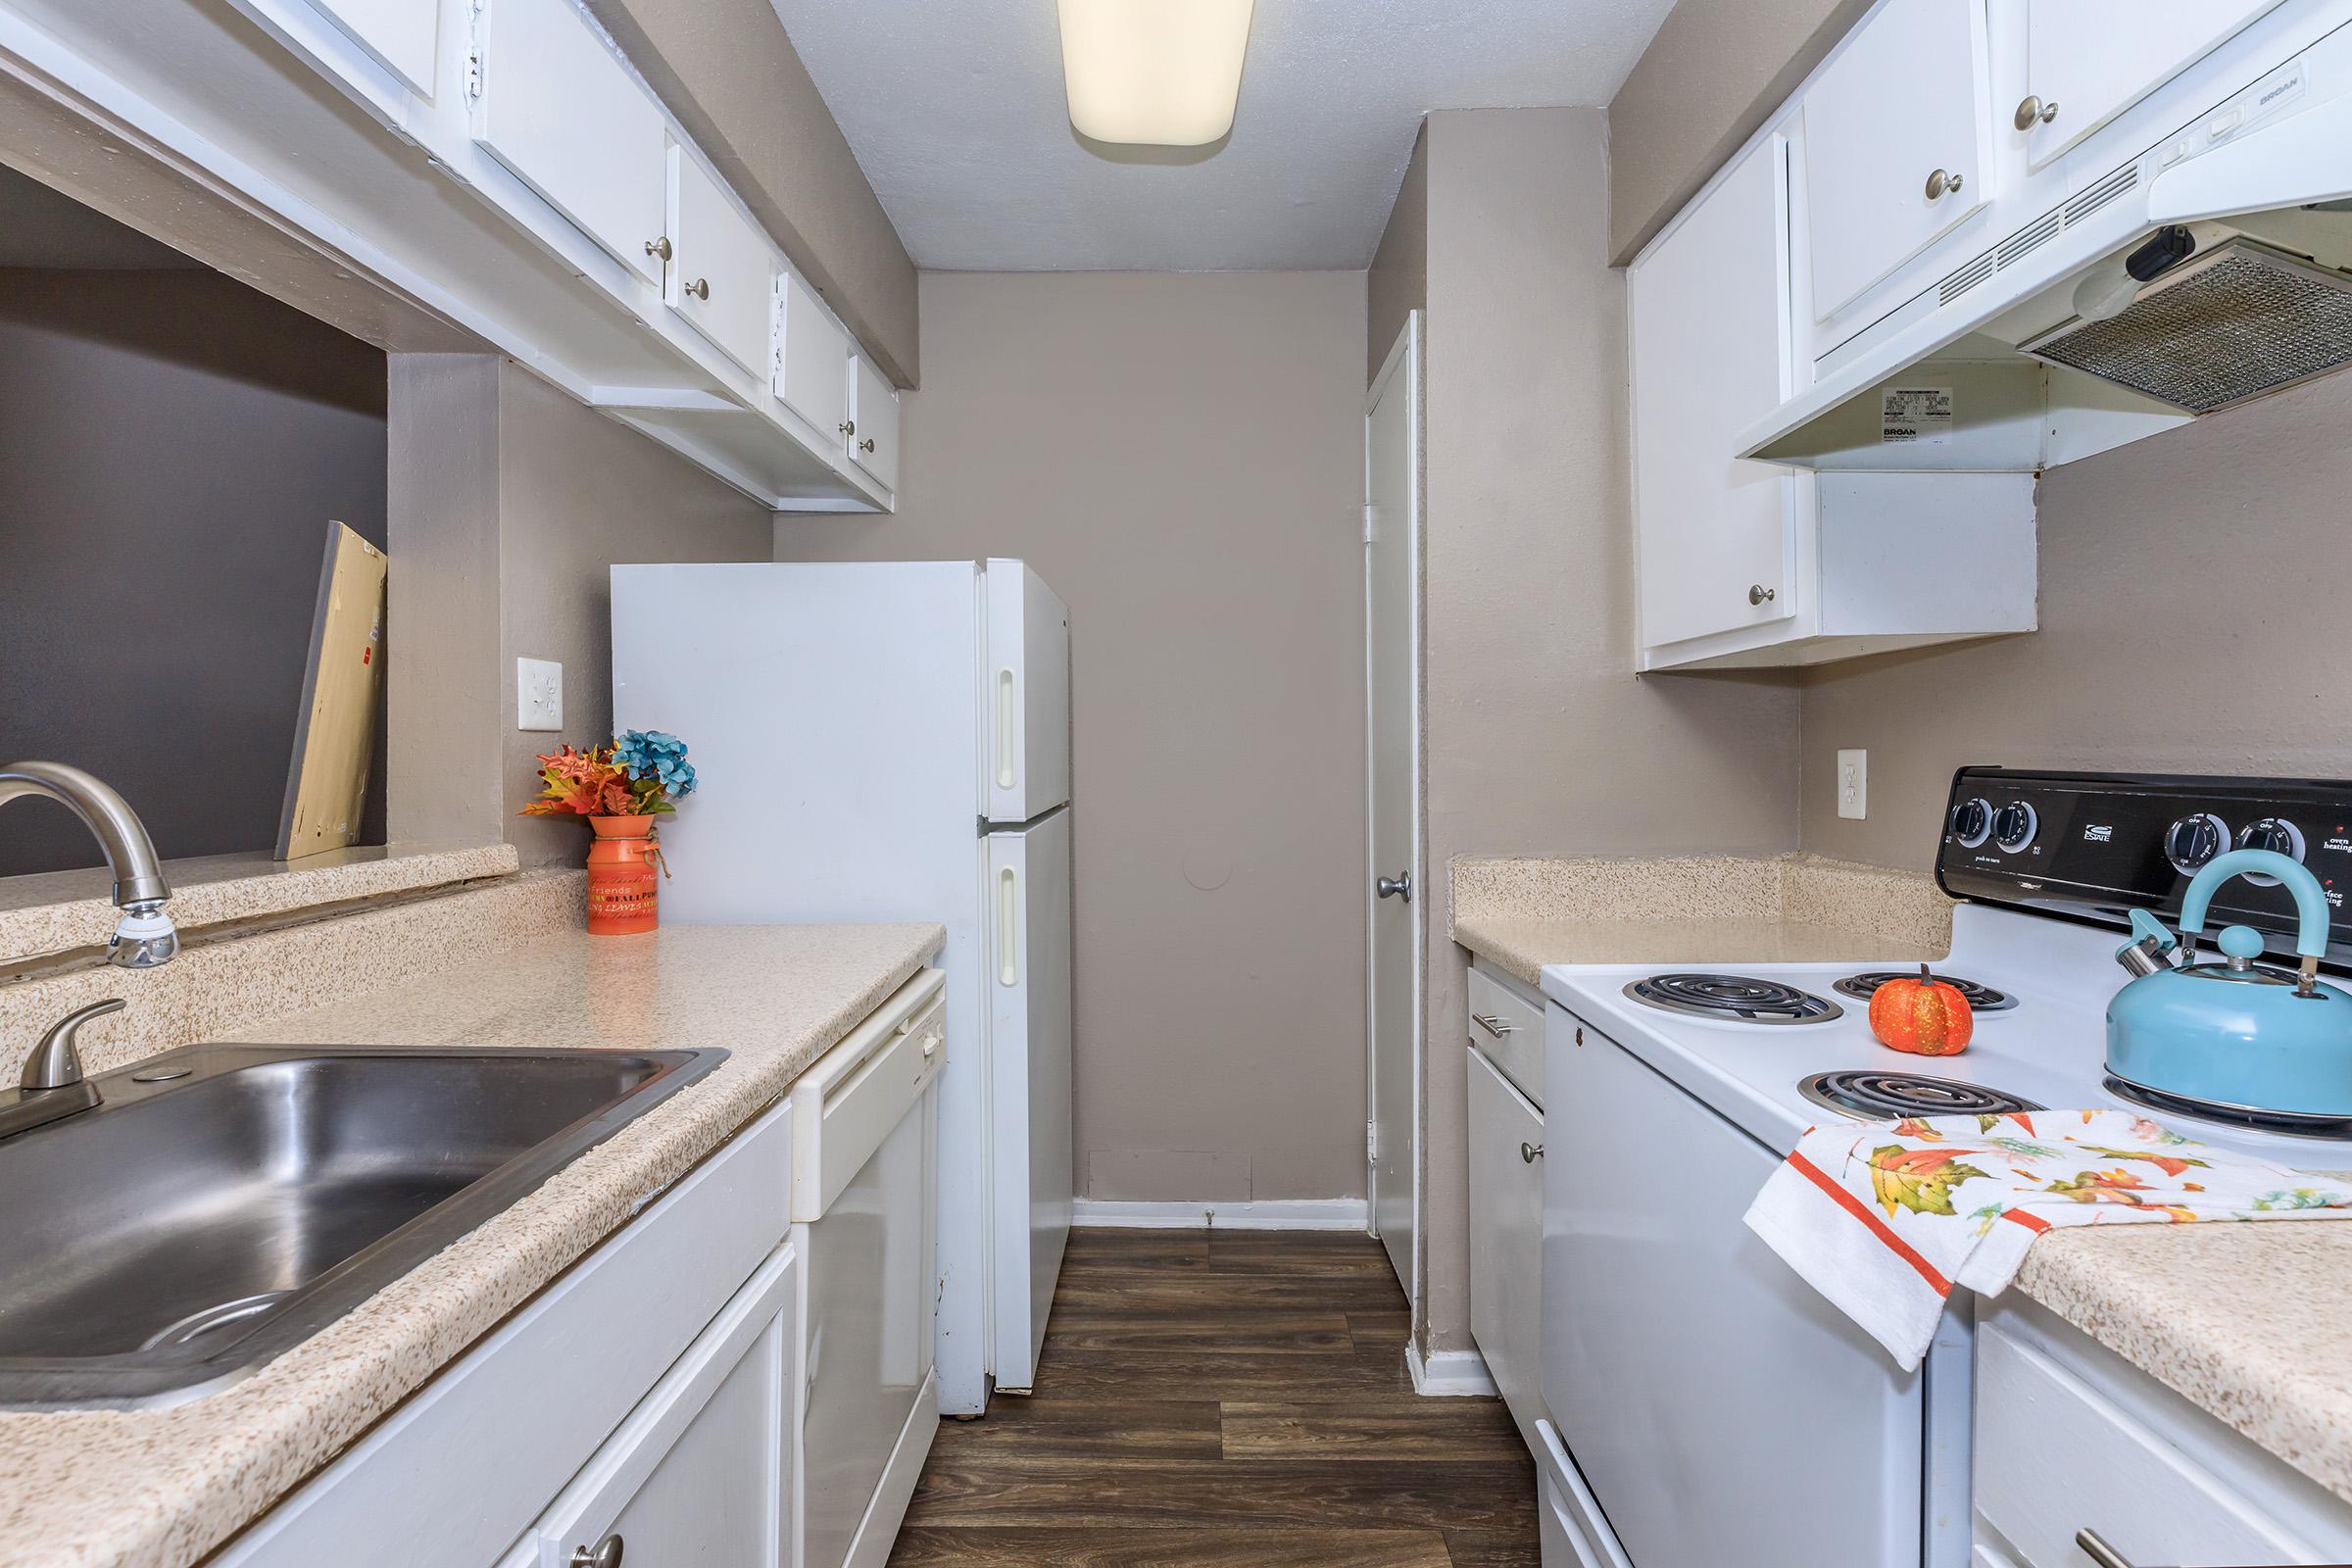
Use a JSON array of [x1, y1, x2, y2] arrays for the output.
[[986, 807, 1073, 1391], [981, 561, 1071, 823]]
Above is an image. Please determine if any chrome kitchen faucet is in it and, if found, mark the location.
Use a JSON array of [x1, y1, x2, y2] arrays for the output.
[[0, 760, 178, 970]]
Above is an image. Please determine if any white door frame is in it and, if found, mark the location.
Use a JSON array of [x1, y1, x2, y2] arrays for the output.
[[1363, 312, 1425, 1324]]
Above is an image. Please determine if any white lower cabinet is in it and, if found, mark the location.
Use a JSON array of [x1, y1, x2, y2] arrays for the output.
[[1975, 1298, 2352, 1567], [513, 1243, 798, 1568], [1467, 1045, 1544, 1449]]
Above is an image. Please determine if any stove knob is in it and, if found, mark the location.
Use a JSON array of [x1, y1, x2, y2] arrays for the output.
[[2166, 812, 2230, 874], [2235, 817, 2307, 885], [1992, 801, 2038, 854], [1949, 797, 1993, 849]]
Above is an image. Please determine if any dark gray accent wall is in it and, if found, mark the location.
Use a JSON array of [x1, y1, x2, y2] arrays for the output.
[[0, 269, 387, 875]]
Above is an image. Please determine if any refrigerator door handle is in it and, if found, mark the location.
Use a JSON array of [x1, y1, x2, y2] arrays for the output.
[[995, 669, 1017, 792], [997, 865, 1020, 985]]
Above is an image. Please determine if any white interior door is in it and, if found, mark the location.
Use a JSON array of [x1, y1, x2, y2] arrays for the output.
[[1365, 316, 1422, 1297], [987, 808, 1072, 1393]]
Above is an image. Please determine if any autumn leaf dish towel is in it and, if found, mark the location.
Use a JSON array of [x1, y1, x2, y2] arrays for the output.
[[1742, 1108, 2352, 1371]]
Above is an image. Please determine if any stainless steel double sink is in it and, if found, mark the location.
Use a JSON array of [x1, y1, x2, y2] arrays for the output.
[[0, 1042, 724, 1408]]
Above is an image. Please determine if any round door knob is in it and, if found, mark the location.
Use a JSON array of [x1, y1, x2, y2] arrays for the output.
[[644, 235, 671, 261], [859, 437, 877, 454], [1376, 872, 1412, 903], [571, 1535, 623, 1568], [1520, 1142, 1544, 1163], [686, 277, 710, 301], [2014, 95, 2060, 130], [1925, 168, 1964, 200], [1748, 584, 1776, 605]]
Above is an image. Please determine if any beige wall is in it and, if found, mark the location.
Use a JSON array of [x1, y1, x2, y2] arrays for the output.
[[770, 270, 1370, 1204], [388, 358, 771, 862], [1414, 107, 1802, 1350], [1367, 122, 1427, 384], [1801, 370, 2352, 871], [1606, 0, 1871, 264], [587, 0, 919, 386]]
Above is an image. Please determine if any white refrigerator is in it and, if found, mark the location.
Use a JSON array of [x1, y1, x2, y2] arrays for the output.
[[611, 559, 1073, 1415]]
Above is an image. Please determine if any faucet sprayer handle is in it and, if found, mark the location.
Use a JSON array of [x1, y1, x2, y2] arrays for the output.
[[24, 998, 125, 1092]]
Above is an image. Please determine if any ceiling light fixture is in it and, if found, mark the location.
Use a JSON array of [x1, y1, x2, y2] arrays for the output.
[[1055, 0, 1254, 147]]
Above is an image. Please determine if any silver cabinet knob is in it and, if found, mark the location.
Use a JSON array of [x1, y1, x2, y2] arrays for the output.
[[2014, 95, 2060, 130], [1521, 1142, 1544, 1163], [571, 1535, 623, 1568], [1925, 168, 1964, 200], [2074, 1530, 2132, 1568], [1375, 872, 1412, 903], [644, 236, 671, 262], [685, 277, 710, 301], [1471, 1012, 1514, 1039], [1747, 584, 1776, 606], [858, 437, 876, 454]]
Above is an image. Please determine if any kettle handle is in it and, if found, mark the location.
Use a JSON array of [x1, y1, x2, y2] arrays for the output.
[[2180, 849, 2330, 958]]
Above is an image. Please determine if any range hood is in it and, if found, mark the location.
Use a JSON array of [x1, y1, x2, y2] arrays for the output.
[[1740, 41, 2352, 473]]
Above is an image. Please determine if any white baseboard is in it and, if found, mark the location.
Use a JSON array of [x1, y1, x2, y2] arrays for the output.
[[1407, 1341, 1498, 1397], [1069, 1198, 1371, 1232]]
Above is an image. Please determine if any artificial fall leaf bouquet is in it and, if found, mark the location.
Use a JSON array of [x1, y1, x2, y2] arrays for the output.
[[521, 729, 700, 818]]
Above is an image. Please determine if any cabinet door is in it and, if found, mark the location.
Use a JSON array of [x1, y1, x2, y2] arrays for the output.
[[473, 0, 668, 287], [1631, 135, 1796, 651], [312, 0, 436, 95], [668, 143, 779, 375], [2021, 0, 2285, 170], [848, 355, 900, 491], [527, 1241, 796, 1568], [1467, 1048, 1544, 1446], [776, 273, 851, 446], [1802, 0, 1989, 320]]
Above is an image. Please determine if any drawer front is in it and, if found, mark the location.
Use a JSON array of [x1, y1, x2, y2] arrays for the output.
[[1467, 1046, 1545, 1446], [1467, 965, 1544, 1107], [1977, 1314, 2326, 1566], [793, 969, 946, 1221]]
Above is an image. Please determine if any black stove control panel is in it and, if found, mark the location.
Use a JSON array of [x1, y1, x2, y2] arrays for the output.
[[1936, 768, 2352, 969]]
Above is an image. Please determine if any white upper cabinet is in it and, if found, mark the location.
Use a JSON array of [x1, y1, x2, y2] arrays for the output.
[[848, 355, 900, 492], [1632, 134, 1795, 650], [776, 273, 852, 444], [1801, 0, 1990, 322], [472, 0, 668, 288], [665, 143, 779, 377], [2018, 0, 2287, 170], [311, 0, 436, 95]]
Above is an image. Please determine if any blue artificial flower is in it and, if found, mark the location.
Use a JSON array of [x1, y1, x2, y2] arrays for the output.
[[615, 729, 697, 798]]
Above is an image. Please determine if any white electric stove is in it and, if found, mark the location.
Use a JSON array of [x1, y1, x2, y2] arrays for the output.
[[1531, 768, 2352, 1568]]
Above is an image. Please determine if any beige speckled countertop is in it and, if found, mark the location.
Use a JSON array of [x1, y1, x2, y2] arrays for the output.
[[1450, 853, 1955, 985], [0, 920, 944, 1568]]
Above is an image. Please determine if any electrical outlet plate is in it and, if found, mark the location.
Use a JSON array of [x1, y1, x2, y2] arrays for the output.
[[517, 657, 564, 732], [1837, 749, 1867, 820]]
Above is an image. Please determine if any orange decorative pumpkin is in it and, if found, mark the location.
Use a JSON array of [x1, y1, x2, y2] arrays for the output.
[[1869, 964, 1975, 1056]]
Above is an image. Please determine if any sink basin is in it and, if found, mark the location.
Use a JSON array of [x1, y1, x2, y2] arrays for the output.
[[0, 1042, 724, 1407]]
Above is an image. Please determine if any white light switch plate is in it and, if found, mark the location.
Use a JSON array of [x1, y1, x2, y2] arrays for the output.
[[517, 658, 564, 732], [1837, 749, 1867, 820]]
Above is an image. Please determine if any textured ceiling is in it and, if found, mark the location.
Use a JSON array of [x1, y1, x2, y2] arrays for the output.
[[768, 0, 1675, 271]]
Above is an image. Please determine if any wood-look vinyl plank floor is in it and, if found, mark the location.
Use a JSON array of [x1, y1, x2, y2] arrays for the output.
[[888, 1228, 1536, 1567]]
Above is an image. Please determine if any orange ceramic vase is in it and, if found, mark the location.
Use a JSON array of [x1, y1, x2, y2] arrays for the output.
[[586, 815, 661, 935]]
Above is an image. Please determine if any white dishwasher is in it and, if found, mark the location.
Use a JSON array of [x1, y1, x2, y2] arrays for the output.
[[793, 967, 944, 1568]]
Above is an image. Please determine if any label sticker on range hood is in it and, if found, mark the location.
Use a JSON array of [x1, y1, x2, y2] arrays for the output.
[[1879, 387, 1953, 445]]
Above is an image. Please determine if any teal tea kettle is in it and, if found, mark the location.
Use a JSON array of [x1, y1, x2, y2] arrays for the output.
[[2108, 848, 2352, 1116]]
